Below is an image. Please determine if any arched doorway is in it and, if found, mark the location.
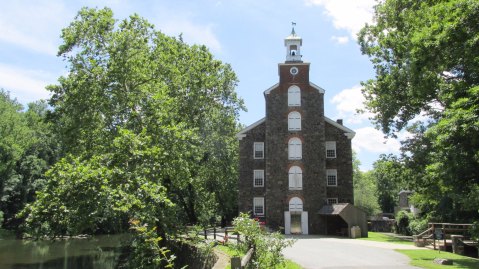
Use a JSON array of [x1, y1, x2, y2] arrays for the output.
[[284, 197, 308, 235]]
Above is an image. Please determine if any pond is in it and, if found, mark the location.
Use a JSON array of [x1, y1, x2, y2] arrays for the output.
[[0, 233, 130, 269]]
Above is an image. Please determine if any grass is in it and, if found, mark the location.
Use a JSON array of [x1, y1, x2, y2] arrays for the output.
[[397, 249, 479, 269], [215, 244, 303, 269], [358, 232, 414, 245]]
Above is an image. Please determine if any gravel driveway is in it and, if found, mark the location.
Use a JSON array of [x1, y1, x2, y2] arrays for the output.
[[283, 235, 421, 269]]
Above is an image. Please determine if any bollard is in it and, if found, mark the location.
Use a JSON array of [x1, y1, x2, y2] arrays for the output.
[[231, 257, 241, 269], [451, 235, 464, 255]]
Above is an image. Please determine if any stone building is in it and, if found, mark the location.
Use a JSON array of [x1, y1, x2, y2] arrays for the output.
[[237, 28, 363, 235]]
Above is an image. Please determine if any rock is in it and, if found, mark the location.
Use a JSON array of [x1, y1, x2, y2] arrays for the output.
[[433, 258, 453, 265]]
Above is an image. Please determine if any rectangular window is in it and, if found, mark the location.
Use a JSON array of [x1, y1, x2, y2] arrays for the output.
[[326, 141, 336, 158], [253, 197, 264, 216], [253, 170, 264, 187], [327, 198, 338, 205], [326, 169, 337, 186], [253, 142, 264, 159]]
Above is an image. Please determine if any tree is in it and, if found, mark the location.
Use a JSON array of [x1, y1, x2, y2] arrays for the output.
[[358, 0, 479, 222], [353, 152, 380, 216], [22, 7, 244, 237], [0, 91, 58, 230]]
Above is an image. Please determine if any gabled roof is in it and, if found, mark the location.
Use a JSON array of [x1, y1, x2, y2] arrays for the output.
[[324, 117, 356, 139], [236, 118, 265, 140], [263, 82, 325, 95]]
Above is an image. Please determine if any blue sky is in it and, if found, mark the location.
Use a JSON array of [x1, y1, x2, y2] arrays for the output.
[[0, 0, 405, 170]]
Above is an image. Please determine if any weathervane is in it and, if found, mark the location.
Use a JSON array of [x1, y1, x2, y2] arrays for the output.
[[291, 22, 296, 35]]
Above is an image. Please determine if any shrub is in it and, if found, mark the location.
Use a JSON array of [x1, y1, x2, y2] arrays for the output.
[[396, 210, 411, 235], [408, 217, 428, 235], [233, 213, 295, 268]]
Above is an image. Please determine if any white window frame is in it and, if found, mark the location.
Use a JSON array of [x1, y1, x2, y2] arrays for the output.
[[288, 85, 301, 106], [288, 137, 302, 160], [326, 169, 338, 186], [288, 166, 303, 190], [253, 142, 264, 159], [325, 141, 336, 158], [288, 111, 301, 131], [253, 170, 264, 187], [327, 198, 338, 205], [289, 197, 303, 211], [253, 197, 265, 216]]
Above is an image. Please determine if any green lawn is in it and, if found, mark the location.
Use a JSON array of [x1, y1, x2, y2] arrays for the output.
[[359, 232, 479, 268], [215, 244, 302, 269], [397, 249, 479, 269], [359, 232, 414, 245]]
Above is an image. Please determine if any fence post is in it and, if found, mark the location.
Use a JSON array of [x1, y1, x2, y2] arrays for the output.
[[204, 229, 207, 240], [231, 257, 241, 269], [214, 227, 216, 240]]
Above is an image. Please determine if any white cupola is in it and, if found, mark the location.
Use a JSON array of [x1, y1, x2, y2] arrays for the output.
[[285, 23, 302, 62]]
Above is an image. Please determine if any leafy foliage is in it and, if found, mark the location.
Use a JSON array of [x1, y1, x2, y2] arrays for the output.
[[0, 90, 59, 230], [128, 219, 176, 269], [22, 7, 244, 239], [233, 213, 295, 268], [358, 0, 479, 223], [353, 152, 380, 216]]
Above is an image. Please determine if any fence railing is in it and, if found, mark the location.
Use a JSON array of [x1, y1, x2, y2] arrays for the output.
[[231, 247, 254, 269]]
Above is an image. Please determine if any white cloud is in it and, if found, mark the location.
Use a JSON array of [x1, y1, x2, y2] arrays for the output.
[[0, 1, 71, 55], [331, 35, 349, 44], [161, 20, 222, 52], [0, 64, 53, 103], [305, 0, 375, 39], [331, 85, 373, 124], [352, 127, 401, 154]]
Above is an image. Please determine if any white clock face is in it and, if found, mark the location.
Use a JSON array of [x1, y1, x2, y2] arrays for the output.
[[290, 67, 299, 75]]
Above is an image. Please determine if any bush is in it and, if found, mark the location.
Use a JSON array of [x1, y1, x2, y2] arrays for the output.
[[233, 213, 295, 268], [408, 217, 428, 235], [0, 211, 3, 228], [396, 210, 411, 235]]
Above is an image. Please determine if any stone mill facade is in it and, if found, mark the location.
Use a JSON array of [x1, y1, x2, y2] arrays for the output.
[[237, 28, 356, 235]]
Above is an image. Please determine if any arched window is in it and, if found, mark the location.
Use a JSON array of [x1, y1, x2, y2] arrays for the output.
[[288, 111, 301, 131], [288, 86, 300, 106], [288, 137, 302, 160], [289, 197, 303, 211], [289, 166, 302, 190]]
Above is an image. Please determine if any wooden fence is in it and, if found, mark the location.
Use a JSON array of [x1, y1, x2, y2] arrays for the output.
[[414, 223, 477, 253]]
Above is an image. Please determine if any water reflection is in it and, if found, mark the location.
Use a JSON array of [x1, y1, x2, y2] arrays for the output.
[[0, 234, 129, 269]]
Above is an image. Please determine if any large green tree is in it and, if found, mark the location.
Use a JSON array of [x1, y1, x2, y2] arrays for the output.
[[353, 152, 381, 217], [0, 91, 58, 230], [358, 0, 479, 221], [22, 7, 244, 237]]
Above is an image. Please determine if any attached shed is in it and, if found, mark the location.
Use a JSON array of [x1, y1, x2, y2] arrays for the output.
[[318, 203, 368, 238]]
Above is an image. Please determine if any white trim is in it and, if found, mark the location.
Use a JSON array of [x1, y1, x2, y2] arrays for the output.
[[253, 142, 264, 159], [253, 170, 264, 187], [263, 81, 325, 95], [263, 83, 280, 95], [324, 117, 356, 139], [327, 198, 338, 205], [326, 169, 338, 186], [253, 197, 265, 216], [310, 82, 325, 93], [236, 118, 266, 140], [325, 141, 337, 158]]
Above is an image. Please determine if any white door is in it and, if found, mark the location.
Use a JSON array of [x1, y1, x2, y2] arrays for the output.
[[301, 211, 309, 235], [284, 211, 291, 235]]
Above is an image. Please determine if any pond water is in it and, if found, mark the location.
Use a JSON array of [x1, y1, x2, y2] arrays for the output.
[[0, 233, 130, 269]]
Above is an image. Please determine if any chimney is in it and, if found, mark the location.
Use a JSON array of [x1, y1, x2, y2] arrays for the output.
[[336, 119, 343, 125]]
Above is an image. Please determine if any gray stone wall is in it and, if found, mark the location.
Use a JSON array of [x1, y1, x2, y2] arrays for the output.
[[325, 122, 354, 204], [237, 63, 354, 235], [238, 121, 266, 215], [264, 62, 327, 233]]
